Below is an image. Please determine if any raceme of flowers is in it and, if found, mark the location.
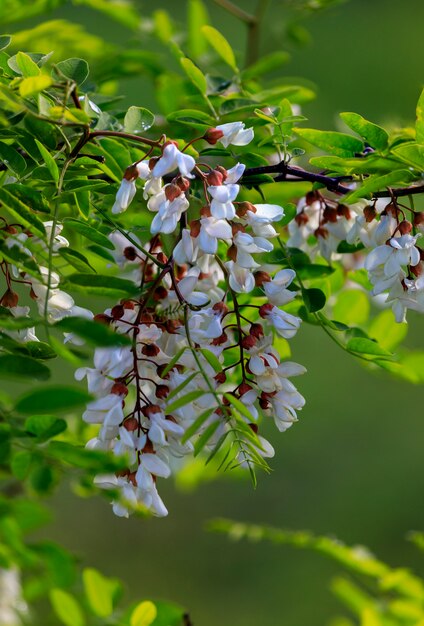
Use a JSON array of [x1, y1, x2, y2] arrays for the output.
[[74, 122, 307, 518], [287, 190, 424, 323]]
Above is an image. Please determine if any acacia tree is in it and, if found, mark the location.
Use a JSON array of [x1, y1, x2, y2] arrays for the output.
[[0, 0, 423, 624]]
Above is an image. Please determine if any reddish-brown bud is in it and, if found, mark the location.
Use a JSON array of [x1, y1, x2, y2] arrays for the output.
[[259, 397, 270, 410], [413, 211, 424, 226], [165, 319, 183, 334], [399, 220, 413, 234], [94, 313, 112, 325], [214, 371, 226, 384], [128, 471, 137, 486], [337, 204, 351, 220], [189, 219, 201, 237], [140, 312, 154, 324], [203, 128, 225, 145], [211, 331, 228, 346], [236, 201, 256, 217], [231, 223, 245, 236], [212, 301, 228, 316], [410, 263, 423, 277], [153, 286, 168, 301], [122, 299, 135, 310], [165, 183, 182, 202], [142, 343, 160, 357], [239, 382, 253, 396], [241, 335, 257, 350], [175, 176, 190, 192], [123, 246, 137, 261], [111, 382, 128, 396], [364, 205, 377, 222], [323, 207, 338, 223], [148, 156, 159, 170], [200, 205, 212, 218], [216, 165, 228, 182], [295, 212, 309, 226], [226, 244, 237, 262], [248, 422, 259, 434], [123, 163, 139, 181], [259, 303, 273, 318], [124, 417, 139, 431], [142, 404, 162, 417], [4, 225, 18, 234], [254, 271, 271, 286], [155, 384, 169, 399], [250, 323, 264, 339], [142, 438, 155, 454], [206, 170, 224, 186], [314, 226, 328, 239], [305, 190, 321, 205], [111, 304, 125, 320], [0, 289, 18, 308], [156, 252, 168, 265]]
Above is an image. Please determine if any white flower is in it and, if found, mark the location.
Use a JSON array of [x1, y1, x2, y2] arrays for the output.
[[108, 230, 142, 267], [233, 231, 273, 268], [246, 336, 280, 376], [148, 190, 189, 235], [152, 143, 195, 178], [263, 269, 297, 306], [365, 234, 421, 278], [199, 216, 232, 254], [269, 385, 306, 432], [186, 307, 224, 345], [261, 305, 301, 339], [208, 183, 239, 219], [256, 361, 306, 394], [112, 178, 136, 214], [173, 229, 199, 264], [170, 267, 210, 307], [225, 261, 255, 293], [215, 122, 254, 148]]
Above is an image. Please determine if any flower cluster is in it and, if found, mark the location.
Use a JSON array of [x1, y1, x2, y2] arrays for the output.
[[287, 190, 424, 322], [77, 122, 307, 517]]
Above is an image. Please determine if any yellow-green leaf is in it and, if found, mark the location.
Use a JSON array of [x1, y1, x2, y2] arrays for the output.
[[34, 138, 59, 184], [202, 25, 238, 72], [130, 601, 157, 626], [19, 74, 53, 97], [15, 51, 40, 77], [49, 589, 85, 626], [180, 57, 207, 94]]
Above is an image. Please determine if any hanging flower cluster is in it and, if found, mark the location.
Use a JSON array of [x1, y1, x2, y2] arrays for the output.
[[288, 190, 424, 322], [76, 123, 307, 517]]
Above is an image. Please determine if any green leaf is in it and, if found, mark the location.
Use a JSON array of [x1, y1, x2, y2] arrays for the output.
[[83, 568, 114, 618], [391, 143, 424, 171], [202, 25, 238, 72], [66, 274, 139, 297], [0, 354, 50, 381], [309, 155, 403, 175], [50, 589, 85, 626], [297, 265, 335, 280], [303, 288, 326, 313], [200, 348, 222, 373], [11, 450, 32, 480], [333, 290, 370, 326], [19, 74, 53, 97], [15, 51, 40, 77], [193, 420, 220, 456], [55, 58, 89, 85], [58, 247, 95, 273], [63, 218, 115, 249], [131, 601, 157, 626], [25, 415, 67, 441], [166, 371, 198, 402], [165, 390, 205, 414], [295, 128, 364, 157], [416, 87, 424, 144], [34, 139, 59, 184], [0, 187, 45, 237], [223, 394, 254, 422], [0, 240, 41, 278], [4, 183, 50, 213], [167, 109, 215, 128], [368, 309, 407, 351], [160, 347, 186, 378], [15, 386, 92, 414], [55, 317, 131, 347], [180, 57, 207, 94], [344, 169, 415, 203], [242, 51, 290, 80], [124, 106, 155, 133], [187, 0, 209, 58], [346, 337, 392, 358], [340, 112, 389, 150], [25, 341, 57, 360], [181, 407, 216, 444], [0, 143, 27, 176], [0, 35, 11, 51], [30, 463, 56, 493]]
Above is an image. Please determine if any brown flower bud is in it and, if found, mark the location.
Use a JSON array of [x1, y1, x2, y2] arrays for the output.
[[216, 165, 228, 182], [236, 201, 256, 217], [212, 301, 228, 316], [111, 382, 128, 396], [122, 299, 135, 310], [142, 404, 162, 417], [156, 252, 168, 265], [413, 211, 424, 226], [248, 422, 258, 434], [363, 205, 377, 222], [250, 323, 264, 339], [399, 220, 413, 234], [254, 271, 271, 286], [148, 156, 159, 170], [123, 246, 137, 261], [111, 304, 125, 320], [165, 319, 183, 334], [175, 176, 190, 192], [337, 204, 351, 220], [165, 183, 182, 202], [259, 303, 273, 318], [94, 313, 112, 325], [153, 286, 168, 301], [323, 207, 338, 223], [305, 190, 320, 205], [123, 417, 139, 431], [226, 244, 237, 262], [4, 225, 18, 235], [206, 170, 224, 186], [203, 128, 225, 145], [410, 263, 423, 277], [259, 397, 270, 410], [155, 384, 169, 399], [123, 163, 139, 181], [239, 382, 253, 396], [241, 335, 257, 350], [211, 331, 228, 346], [295, 212, 309, 226], [200, 205, 212, 218], [314, 226, 328, 239], [142, 343, 160, 357], [189, 219, 201, 237], [214, 371, 226, 384], [0, 289, 18, 308]]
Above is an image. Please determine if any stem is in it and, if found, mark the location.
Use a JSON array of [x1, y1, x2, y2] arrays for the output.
[[89, 130, 159, 148]]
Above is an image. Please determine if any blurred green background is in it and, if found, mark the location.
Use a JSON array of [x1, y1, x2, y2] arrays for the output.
[[7, 1, 424, 624]]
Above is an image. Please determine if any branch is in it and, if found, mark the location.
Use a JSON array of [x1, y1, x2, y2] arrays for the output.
[[242, 161, 424, 198]]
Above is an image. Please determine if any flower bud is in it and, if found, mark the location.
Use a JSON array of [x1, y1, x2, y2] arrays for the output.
[[212, 301, 228, 316], [94, 313, 112, 325], [203, 128, 225, 145], [413, 211, 424, 226], [148, 156, 159, 170], [314, 226, 328, 239], [211, 331, 228, 346], [215, 166, 228, 182], [254, 271, 271, 286], [250, 323, 264, 339], [241, 335, 257, 349], [124, 417, 139, 431], [410, 263, 423, 277], [259, 303, 273, 318], [142, 343, 160, 357], [200, 205, 212, 218], [236, 201, 256, 217], [323, 207, 338, 223], [337, 204, 351, 220], [122, 299, 135, 310], [189, 220, 201, 237], [226, 244, 237, 262], [111, 382, 129, 396], [363, 205, 377, 222], [156, 252, 168, 265], [175, 176, 191, 192], [214, 371, 226, 384], [111, 304, 125, 320], [153, 286, 168, 301], [123, 163, 139, 181], [248, 422, 258, 434], [123, 246, 137, 261], [239, 382, 253, 396], [165, 319, 183, 334], [0, 288, 18, 308], [165, 183, 182, 202], [399, 220, 413, 234], [295, 212, 309, 226], [206, 170, 224, 186], [305, 190, 321, 205], [156, 384, 169, 399]]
